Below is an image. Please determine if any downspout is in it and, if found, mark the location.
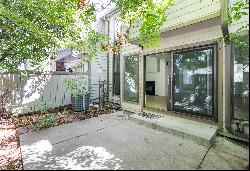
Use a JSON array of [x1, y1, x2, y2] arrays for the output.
[[102, 16, 110, 101], [219, 0, 231, 134], [107, 19, 110, 100], [103, 8, 120, 101], [139, 45, 144, 112], [221, 0, 230, 44]]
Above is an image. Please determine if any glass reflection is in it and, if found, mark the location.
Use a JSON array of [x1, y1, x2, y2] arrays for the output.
[[232, 34, 249, 121], [113, 53, 120, 95], [173, 47, 213, 116], [124, 55, 139, 102]]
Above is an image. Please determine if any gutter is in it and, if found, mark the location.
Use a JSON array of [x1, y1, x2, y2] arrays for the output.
[[102, 7, 120, 20]]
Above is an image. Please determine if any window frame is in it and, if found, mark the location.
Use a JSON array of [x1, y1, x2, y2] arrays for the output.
[[230, 34, 249, 121], [123, 54, 140, 103], [113, 53, 121, 96], [172, 44, 217, 119]]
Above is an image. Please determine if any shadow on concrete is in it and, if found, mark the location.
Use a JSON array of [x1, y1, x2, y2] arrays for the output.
[[22, 139, 123, 170]]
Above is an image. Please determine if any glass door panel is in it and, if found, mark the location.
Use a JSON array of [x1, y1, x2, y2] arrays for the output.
[[124, 54, 139, 102], [113, 53, 120, 95], [173, 46, 214, 117], [145, 53, 171, 111], [231, 35, 249, 121]]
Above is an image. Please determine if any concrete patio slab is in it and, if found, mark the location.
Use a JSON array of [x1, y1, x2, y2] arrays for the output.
[[198, 148, 248, 170], [20, 112, 248, 170], [128, 112, 218, 146], [213, 136, 249, 160], [20, 112, 125, 146]]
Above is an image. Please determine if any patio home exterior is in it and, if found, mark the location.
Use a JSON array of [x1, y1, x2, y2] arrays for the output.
[[100, 0, 249, 141], [1, 0, 247, 142]]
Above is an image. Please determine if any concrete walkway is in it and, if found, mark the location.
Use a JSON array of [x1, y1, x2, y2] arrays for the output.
[[129, 112, 218, 145], [20, 112, 249, 170]]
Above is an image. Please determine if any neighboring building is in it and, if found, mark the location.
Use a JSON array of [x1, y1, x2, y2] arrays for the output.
[[51, 48, 90, 73], [99, 0, 249, 141], [53, 2, 116, 102]]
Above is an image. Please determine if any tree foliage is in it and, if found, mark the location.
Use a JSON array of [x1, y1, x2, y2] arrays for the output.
[[0, 0, 108, 73], [223, 0, 249, 49], [226, 0, 249, 24], [113, 0, 249, 48], [0, 0, 249, 73], [113, 0, 173, 48]]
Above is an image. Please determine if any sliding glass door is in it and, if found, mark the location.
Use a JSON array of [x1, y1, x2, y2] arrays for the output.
[[173, 46, 215, 117]]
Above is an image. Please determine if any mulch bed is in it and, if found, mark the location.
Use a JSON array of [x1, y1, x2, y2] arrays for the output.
[[0, 116, 22, 170], [0, 105, 117, 170], [15, 106, 114, 134]]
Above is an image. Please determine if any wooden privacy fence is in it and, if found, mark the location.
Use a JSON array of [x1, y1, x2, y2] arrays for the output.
[[0, 72, 89, 115]]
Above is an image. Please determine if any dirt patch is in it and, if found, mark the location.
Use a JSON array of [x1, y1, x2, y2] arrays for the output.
[[14, 106, 115, 133], [0, 117, 22, 170]]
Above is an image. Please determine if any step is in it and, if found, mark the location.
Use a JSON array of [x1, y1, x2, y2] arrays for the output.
[[128, 112, 218, 146]]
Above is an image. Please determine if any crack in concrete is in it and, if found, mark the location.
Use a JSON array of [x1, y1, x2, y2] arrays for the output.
[[196, 146, 213, 170]]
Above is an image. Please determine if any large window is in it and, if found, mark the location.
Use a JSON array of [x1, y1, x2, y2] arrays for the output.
[[113, 53, 120, 95], [124, 54, 139, 102], [173, 46, 214, 117], [231, 34, 249, 121]]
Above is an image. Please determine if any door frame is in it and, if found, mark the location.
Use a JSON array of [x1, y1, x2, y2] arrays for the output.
[[123, 54, 140, 103], [143, 52, 172, 112], [171, 44, 217, 120], [142, 44, 218, 121]]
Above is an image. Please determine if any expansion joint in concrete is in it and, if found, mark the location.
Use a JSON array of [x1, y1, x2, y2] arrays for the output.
[[197, 146, 213, 170], [52, 123, 120, 146]]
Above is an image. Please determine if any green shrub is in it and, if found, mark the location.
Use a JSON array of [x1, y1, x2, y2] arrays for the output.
[[36, 101, 55, 114], [34, 115, 58, 130], [64, 76, 88, 98], [11, 106, 31, 117]]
